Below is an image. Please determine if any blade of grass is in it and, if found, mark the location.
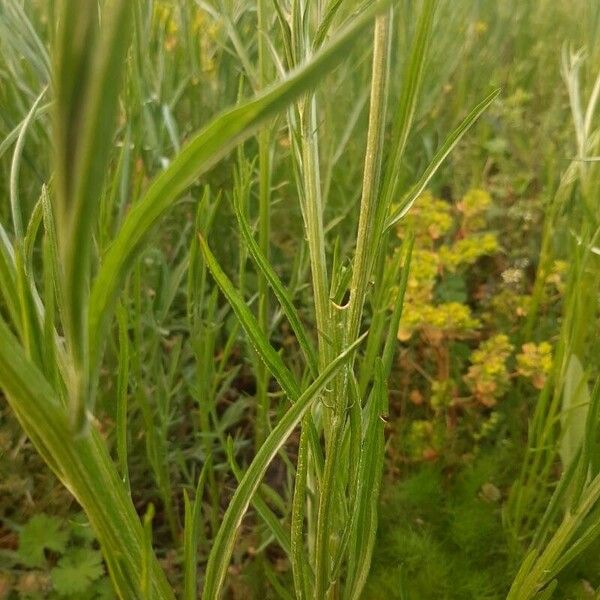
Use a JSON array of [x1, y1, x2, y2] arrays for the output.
[[88, 0, 390, 394], [0, 317, 174, 599], [202, 332, 367, 599], [385, 88, 501, 230], [232, 191, 319, 377], [198, 233, 325, 475], [52, 0, 133, 431], [183, 457, 211, 600], [225, 439, 292, 557]]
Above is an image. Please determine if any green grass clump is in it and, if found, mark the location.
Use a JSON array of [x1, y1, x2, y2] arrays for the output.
[[1, 0, 600, 599]]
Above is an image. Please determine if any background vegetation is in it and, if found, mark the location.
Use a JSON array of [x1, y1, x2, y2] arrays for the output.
[[0, 0, 599, 598]]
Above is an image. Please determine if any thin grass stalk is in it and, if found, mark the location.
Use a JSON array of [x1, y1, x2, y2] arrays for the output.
[[299, 94, 331, 370], [313, 12, 392, 596], [256, 0, 273, 449]]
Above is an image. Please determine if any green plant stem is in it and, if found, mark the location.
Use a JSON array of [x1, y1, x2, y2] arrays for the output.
[[256, 0, 272, 449], [300, 95, 331, 369], [314, 13, 392, 596]]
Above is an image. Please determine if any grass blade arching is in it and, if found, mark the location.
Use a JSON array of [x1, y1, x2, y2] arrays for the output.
[[88, 0, 391, 388], [202, 332, 367, 599]]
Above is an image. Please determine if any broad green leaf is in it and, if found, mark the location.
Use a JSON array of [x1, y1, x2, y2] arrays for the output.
[[202, 333, 367, 599], [51, 548, 104, 596], [19, 514, 69, 567]]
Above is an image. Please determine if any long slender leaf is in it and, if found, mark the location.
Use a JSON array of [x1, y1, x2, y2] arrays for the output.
[[232, 192, 319, 377], [0, 317, 174, 599], [183, 458, 211, 600], [198, 233, 325, 476], [202, 332, 366, 599], [385, 88, 501, 230], [88, 0, 390, 391]]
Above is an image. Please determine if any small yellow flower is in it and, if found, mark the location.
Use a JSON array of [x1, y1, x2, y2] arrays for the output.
[[464, 334, 513, 406], [474, 20, 488, 35], [517, 342, 553, 389]]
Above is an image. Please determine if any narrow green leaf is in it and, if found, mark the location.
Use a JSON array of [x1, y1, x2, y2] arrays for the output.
[[346, 360, 387, 599], [291, 420, 312, 600], [232, 193, 319, 377], [198, 233, 299, 399], [379, 0, 437, 215], [0, 101, 52, 162], [225, 440, 292, 557], [382, 234, 414, 380], [10, 87, 47, 241], [199, 233, 325, 478], [115, 302, 130, 488], [385, 89, 501, 230], [202, 333, 367, 599], [88, 0, 390, 390], [184, 458, 211, 600]]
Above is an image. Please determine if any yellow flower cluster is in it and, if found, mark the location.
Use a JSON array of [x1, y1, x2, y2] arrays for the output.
[[405, 249, 439, 303], [399, 191, 453, 243], [439, 233, 499, 271], [395, 190, 497, 340], [400, 302, 479, 341], [464, 334, 514, 407], [516, 342, 553, 389], [457, 188, 492, 231]]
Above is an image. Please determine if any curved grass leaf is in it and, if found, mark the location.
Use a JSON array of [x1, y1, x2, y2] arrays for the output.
[[385, 88, 501, 230], [10, 86, 47, 240], [88, 0, 390, 389], [225, 440, 292, 557], [198, 233, 299, 399], [202, 332, 367, 599], [198, 233, 325, 476], [0, 316, 174, 599], [232, 192, 319, 377], [0, 102, 52, 163]]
